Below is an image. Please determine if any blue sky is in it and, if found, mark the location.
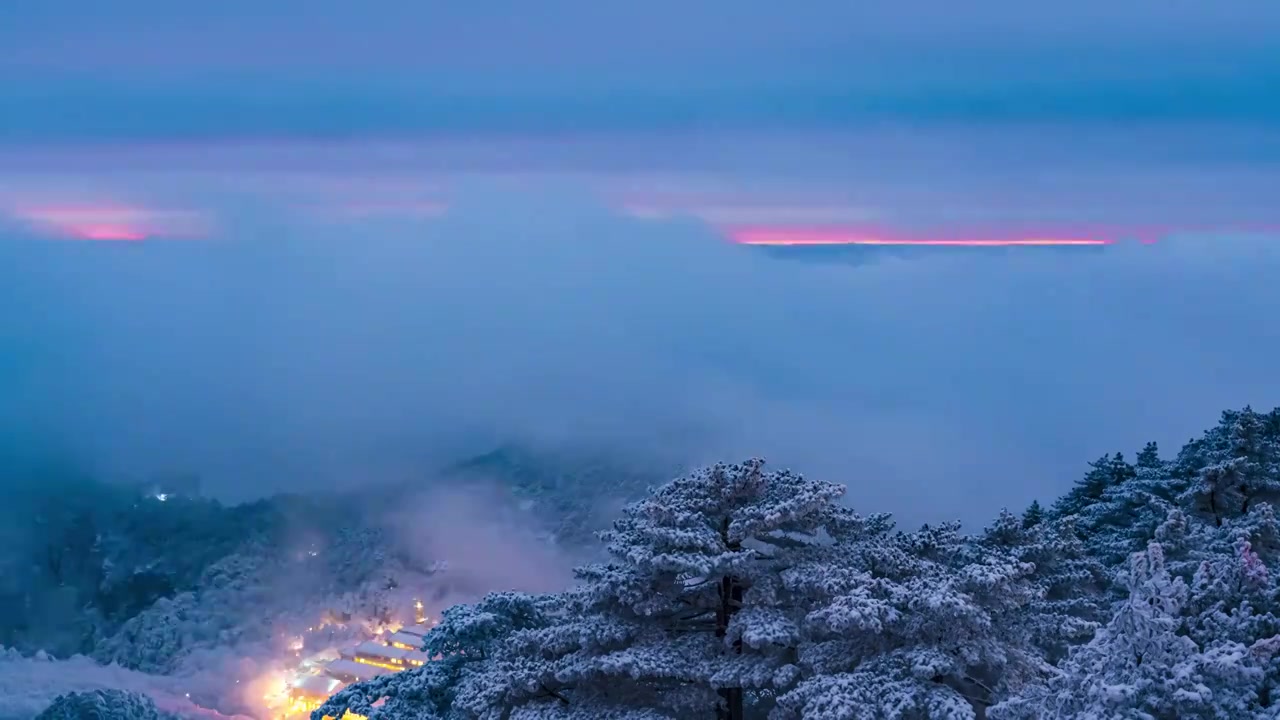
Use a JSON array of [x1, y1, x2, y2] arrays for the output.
[[2, 1, 1279, 139]]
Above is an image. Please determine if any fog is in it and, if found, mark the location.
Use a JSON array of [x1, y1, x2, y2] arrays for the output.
[[3, 138, 1280, 529], [390, 482, 579, 598], [0, 650, 251, 720]]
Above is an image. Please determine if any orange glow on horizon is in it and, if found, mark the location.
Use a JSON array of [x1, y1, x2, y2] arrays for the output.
[[728, 228, 1115, 247]]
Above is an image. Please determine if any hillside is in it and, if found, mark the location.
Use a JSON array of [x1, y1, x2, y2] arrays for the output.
[[7, 408, 1280, 718], [318, 405, 1280, 720], [0, 443, 664, 667]]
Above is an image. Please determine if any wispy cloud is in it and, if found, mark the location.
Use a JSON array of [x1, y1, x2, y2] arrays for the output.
[[2, 2, 1277, 139]]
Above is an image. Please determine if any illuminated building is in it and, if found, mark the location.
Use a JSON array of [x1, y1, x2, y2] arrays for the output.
[[386, 631, 424, 651], [287, 675, 344, 714], [349, 641, 408, 670], [403, 650, 430, 667], [323, 659, 391, 684]]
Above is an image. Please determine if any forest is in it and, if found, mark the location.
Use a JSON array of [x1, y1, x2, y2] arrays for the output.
[[6, 406, 1280, 719]]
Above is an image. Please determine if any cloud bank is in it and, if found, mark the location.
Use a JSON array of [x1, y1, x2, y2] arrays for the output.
[[2, 171, 1280, 528], [3, 1, 1278, 139]]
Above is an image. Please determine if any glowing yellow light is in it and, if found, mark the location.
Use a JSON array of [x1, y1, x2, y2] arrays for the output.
[[353, 657, 403, 671]]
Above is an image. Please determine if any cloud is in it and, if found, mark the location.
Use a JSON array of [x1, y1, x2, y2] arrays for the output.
[[2, 1, 1278, 139], [387, 481, 578, 603], [2, 164, 1280, 530]]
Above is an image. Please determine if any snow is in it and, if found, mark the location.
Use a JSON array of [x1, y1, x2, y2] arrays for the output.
[[352, 642, 407, 662], [397, 625, 432, 638], [386, 632, 424, 649], [323, 660, 391, 684], [292, 675, 343, 699], [0, 649, 252, 720]]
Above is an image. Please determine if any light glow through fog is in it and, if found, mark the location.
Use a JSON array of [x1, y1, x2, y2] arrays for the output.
[[7, 205, 209, 241]]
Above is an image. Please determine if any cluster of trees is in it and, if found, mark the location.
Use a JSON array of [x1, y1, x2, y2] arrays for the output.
[[0, 473, 429, 680], [317, 406, 1280, 720], [34, 689, 174, 720], [0, 471, 295, 659]]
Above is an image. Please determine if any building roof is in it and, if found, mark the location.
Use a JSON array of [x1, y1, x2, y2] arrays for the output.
[[398, 624, 432, 638], [403, 650, 431, 665], [387, 632, 424, 649], [324, 659, 391, 683], [292, 674, 344, 700], [354, 641, 408, 661]]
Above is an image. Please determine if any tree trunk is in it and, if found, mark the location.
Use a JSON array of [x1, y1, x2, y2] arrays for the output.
[[716, 518, 745, 720], [716, 574, 745, 720]]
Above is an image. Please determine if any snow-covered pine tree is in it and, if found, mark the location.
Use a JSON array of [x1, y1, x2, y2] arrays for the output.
[[1020, 501, 1045, 530], [484, 458, 857, 719], [1153, 502, 1280, 714], [1154, 500, 1280, 581], [317, 459, 861, 720], [1075, 441, 1179, 569], [979, 510, 1107, 663], [776, 521, 1041, 719], [35, 689, 171, 720], [991, 542, 1266, 720], [1136, 441, 1161, 471], [1177, 407, 1280, 528], [1052, 453, 1136, 519], [1184, 536, 1280, 704], [314, 591, 553, 720]]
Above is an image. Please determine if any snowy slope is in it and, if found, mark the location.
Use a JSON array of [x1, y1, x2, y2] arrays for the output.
[[0, 649, 252, 720]]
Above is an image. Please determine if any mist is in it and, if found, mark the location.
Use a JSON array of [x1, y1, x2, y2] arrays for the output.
[[0, 650, 252, 720], [3, 163, 1280, 528], [389, 482, 579, 601]]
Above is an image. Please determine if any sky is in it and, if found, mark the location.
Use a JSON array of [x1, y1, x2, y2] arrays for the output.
[[2, 2, 1280, 528], [2, 1, 1279, 139]]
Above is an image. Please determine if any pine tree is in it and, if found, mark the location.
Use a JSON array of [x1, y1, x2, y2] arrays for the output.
[[315, 591, 553, 720], [1020, 501, 1045, 530], [495, 458, 862, 719], [1185, 537, 1279, 646], [1136, 441, 1161, 471], [992, 542, 1272, 720], [36, 689, 169, 720], [980, 510, 1108, 663], [1053, 453, 1136, 518], [1177, 407, 1280, 527], [324, 459, 862, 720], [1178, 531, 1280, 709], [302, 408, 1280, 720], [775, 522, 1041, 719], [1076, 442, 1178, 568]]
